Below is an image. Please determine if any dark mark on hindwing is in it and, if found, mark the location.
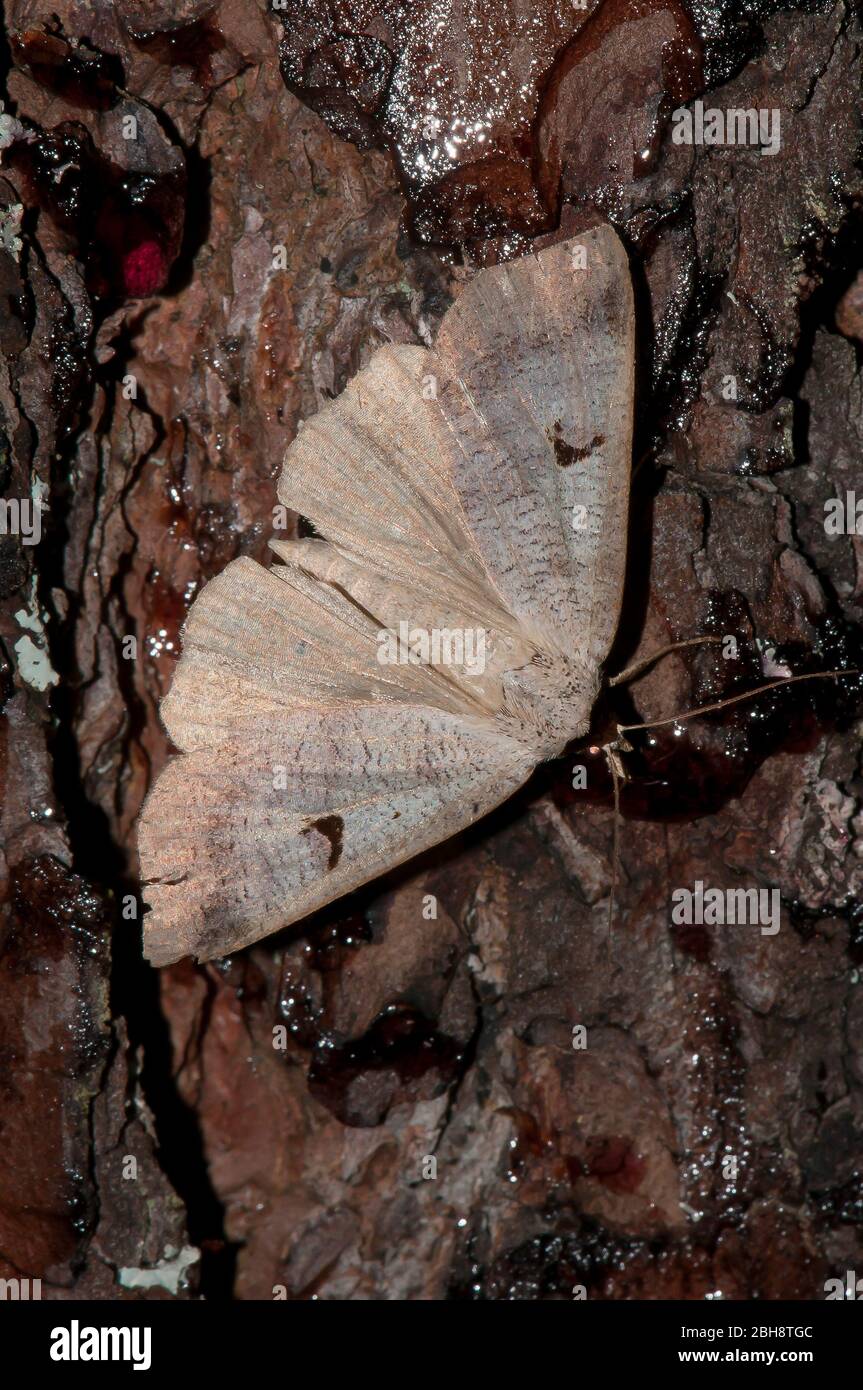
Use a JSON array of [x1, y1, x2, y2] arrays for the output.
[[302, 814, 344, 869], [547, 420, 605, 467]]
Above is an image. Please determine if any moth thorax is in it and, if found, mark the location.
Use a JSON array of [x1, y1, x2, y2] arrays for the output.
[[499, 653, 596, 761]]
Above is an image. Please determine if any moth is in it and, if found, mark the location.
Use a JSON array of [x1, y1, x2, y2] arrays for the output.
[[138, 225, 635, 965]]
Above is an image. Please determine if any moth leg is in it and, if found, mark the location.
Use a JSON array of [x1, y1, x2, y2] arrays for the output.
[[597, 735, 633, 945], [599, 741, 628, 945]]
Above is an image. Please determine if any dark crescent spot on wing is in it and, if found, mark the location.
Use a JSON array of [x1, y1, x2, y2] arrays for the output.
[[302, 814, 344, 869], [547, 420, 605, 467]]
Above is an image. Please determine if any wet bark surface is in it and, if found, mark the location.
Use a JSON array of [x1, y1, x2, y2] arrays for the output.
[[1, 0, 862, 1300]]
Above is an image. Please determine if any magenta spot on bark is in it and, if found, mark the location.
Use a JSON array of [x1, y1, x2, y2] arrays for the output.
[[123, 241, 166, 297]]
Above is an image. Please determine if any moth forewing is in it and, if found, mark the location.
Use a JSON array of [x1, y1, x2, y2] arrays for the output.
[[434, 224, 635, 670]]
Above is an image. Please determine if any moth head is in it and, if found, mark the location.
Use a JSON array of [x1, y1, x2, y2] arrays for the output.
[[499, 649, 599, 761]]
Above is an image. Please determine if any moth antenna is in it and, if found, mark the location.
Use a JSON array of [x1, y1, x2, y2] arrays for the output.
[[617, 669, 858, 736], [608, 635, 723, 688]]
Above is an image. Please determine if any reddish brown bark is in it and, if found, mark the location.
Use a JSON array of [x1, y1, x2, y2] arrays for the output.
[[1, 0, 861, 1300]]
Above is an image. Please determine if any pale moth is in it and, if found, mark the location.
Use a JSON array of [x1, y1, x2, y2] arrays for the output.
[[138, 225, 634, 965]]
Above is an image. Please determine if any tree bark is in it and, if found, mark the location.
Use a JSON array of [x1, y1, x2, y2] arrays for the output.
[[1, 0, 861, 1300]]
